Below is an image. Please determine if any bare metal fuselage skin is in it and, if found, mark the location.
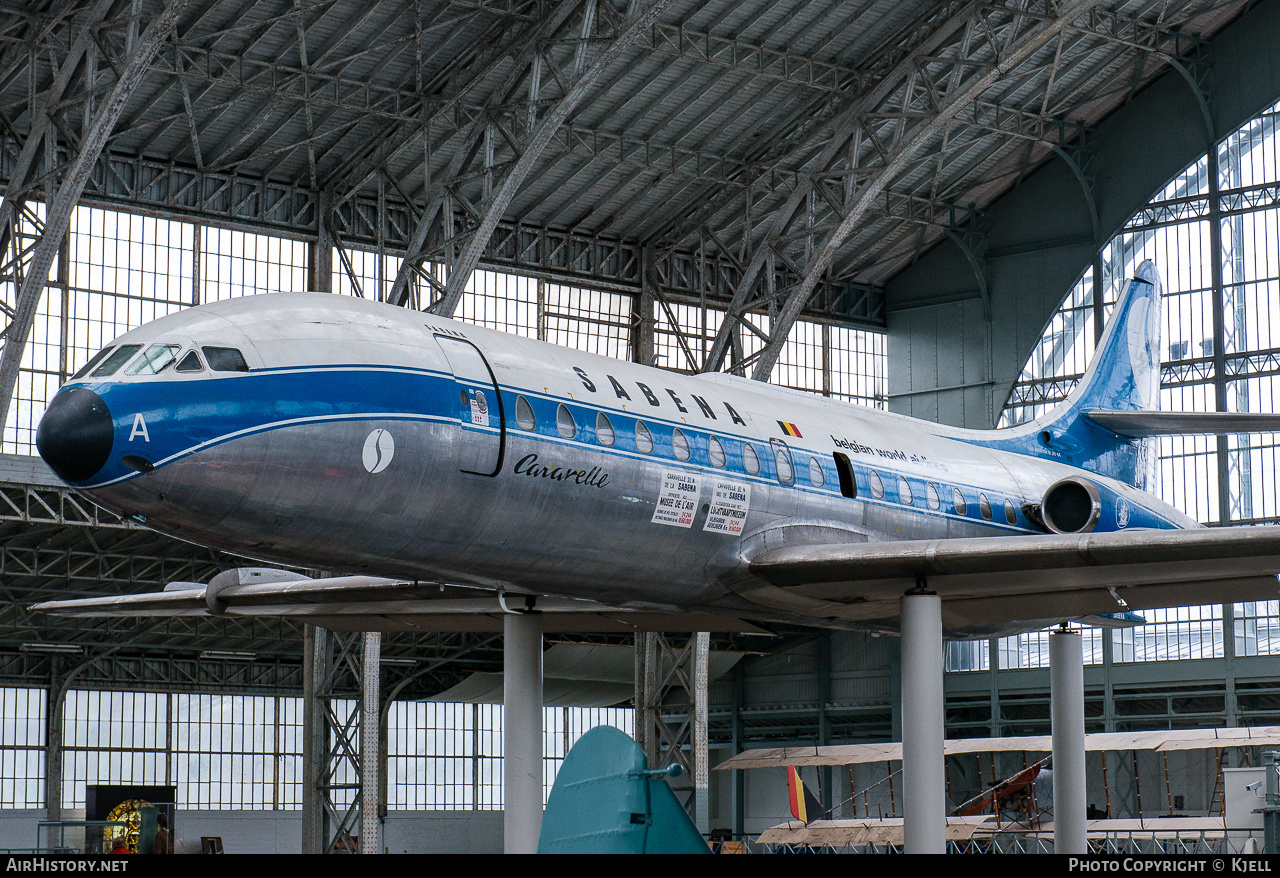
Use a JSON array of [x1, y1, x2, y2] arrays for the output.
[[38, 294, 1197, 626]]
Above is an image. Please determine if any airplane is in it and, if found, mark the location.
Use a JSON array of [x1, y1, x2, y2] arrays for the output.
[[29, 260, 1280, 636]]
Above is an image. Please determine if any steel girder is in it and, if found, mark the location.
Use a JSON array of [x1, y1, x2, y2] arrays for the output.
[[699, 0, 1113, 382], [387, 0, 679, 311], [0, 0, 199, 426], [887, 0, 1280, 431]]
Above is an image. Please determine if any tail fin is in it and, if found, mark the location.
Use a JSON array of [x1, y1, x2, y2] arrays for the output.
[[987, 261, 1162, 491], [1060, 259, 1163, 418], [786, 765, 824, 824]]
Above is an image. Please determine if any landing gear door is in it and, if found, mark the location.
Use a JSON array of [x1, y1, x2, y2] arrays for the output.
[[434, 335, 505, 476]]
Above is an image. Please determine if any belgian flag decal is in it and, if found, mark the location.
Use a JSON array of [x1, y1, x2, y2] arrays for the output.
[[787, 765, 823, 824], [777, 421, 803, 438]]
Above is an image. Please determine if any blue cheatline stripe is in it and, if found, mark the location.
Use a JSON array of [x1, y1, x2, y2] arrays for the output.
[[73, 365, 1179, 532], [82, 413, 453, 489]]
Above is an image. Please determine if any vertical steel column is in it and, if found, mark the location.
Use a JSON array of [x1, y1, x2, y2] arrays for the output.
[[731, 663, 745, 838], [1224, 603, 1239, 727], [360, 631, 381, 855], [45, 659, 62, 823], [504, 612, 543, 854], [900, 588, 945, 854], [1050, 627, 1087, 854], [311, 190, 333, 293], [639, 632, 658, 765], [635, 246, 655, 366], [1207, 139, 1231, 525], [693, 630, 709, 836], [818, 632, 832, 813], [301, 625, 329, 854]]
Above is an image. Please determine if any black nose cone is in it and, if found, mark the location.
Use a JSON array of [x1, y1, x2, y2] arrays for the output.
[[36, 388, 113, 483]]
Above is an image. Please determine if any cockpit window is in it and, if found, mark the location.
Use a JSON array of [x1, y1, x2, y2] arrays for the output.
[[125, 344, 181, 375], [91, 344, 142, 377], [72, 347, 116, 379], [202, 346, 250, 372], [175, 350, 204, 373]]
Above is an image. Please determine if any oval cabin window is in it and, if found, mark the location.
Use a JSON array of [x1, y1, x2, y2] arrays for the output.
[[515, 396, 536, 431], [672, 428, 691, 461], [556, 404, 577, 439], [809, 457, 825, 487], [595, 412, 615, 446], [635, 421, 654, 454], [926, 482, 941, 510], [708, 436, 727, 468]]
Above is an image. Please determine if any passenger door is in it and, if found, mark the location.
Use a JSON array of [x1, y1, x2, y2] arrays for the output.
[[434, 335, 505, 476]]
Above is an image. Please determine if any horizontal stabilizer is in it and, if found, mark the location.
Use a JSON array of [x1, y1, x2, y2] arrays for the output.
[[1074, 612, 1145, 629], [1084, 410, 1280, 437]]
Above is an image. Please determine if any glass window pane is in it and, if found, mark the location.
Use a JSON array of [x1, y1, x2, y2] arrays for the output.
[[595, 411, 614, 446], [556, 404, 577, 439]]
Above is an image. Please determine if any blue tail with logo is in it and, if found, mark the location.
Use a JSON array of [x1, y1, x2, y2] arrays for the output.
[[982, 261, 1162, 491]]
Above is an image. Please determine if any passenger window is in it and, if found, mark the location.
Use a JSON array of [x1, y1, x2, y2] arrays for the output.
[[898, 477, 913, 505], [979, 493, 992, 521], [672, 428, 691, 461], [556, 404, 577, 439], [869, 470, 884, 499], [91, 344, 142, 377], [708, 436, 726, 468], [808, 457, 825, 488], [73, 347, 116, 379], [833, 453, 857, 499], [926, 482, 941, 510], [952, 487, 967, 516], [515, 396, 536, 431], [175, 351, 204, 373], [743, 443, 760, 475], [1004, 499, 1018, 526], [635, 421, 654, 454], [595, 411, 615, 446], [771, 440, 795, 487], [202, 346, 250, 372]]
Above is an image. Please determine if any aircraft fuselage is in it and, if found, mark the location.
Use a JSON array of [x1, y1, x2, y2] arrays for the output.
[[36, 293, 1198, 622]]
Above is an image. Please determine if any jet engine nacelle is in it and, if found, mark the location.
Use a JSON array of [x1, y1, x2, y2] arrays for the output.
[[1039, 477, 1103, 534]]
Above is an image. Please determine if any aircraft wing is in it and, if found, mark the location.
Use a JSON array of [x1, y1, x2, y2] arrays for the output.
[[738, 525, 1280, 633], [29, 574, 767, 634]]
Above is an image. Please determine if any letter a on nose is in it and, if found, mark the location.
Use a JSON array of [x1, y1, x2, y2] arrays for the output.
[[129, 413, 150, 442]]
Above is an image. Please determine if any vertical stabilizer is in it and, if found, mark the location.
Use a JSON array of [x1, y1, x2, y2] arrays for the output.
[[983, 261, 1162, 490], [1061, 260, 1163, 419], [1038, 259, 1161, 491]]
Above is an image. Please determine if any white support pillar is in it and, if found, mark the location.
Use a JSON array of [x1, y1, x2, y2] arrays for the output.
[[901, 588, 945, 854], [1051, 627, 1087, 854], [504, 612, 543, 854], [360, 631, 381, 855]]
